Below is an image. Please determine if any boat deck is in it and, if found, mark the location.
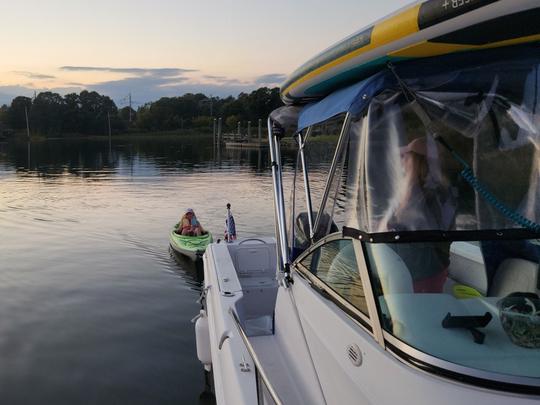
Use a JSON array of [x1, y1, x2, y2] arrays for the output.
[[249, 334, 310, 405]]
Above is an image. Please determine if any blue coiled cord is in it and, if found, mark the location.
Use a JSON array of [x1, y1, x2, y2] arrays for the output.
[[460, 167, 540, 233]]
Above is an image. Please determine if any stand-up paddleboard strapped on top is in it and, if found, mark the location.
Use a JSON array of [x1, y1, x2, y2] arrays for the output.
[[281, 0, 540, 104]]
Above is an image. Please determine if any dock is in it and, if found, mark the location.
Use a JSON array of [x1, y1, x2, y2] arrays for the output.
[[225, 140, 268, 149]]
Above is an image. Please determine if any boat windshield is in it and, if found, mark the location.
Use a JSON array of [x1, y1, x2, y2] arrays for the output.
[[279, 47, 540, 381], [345, 52, 540, 381], [365, 239, 540, 379], [287, 114, 346, 258]]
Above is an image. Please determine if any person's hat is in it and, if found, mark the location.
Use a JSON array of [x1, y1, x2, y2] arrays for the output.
[[400, 137, 427, 156], [186, 208, 194, 214]]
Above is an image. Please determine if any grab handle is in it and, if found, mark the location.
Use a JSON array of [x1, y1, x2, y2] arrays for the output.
[[238, 238, 267, 245], [218, 331, 230, 350]]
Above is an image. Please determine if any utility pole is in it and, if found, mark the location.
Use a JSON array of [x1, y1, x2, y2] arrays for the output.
[[217, 117, 222, 145], [25, 106, 30, 139], [129, 93, 132, 123], [107, 112, 112, 143], [107, 111, 112, 159]]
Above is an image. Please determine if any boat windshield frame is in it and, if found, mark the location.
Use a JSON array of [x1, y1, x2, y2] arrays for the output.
[[382, 327, 540, 393]]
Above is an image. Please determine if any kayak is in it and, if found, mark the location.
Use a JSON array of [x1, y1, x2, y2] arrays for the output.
[[281, 0, 540, 104], [169, 226, 213, 261]]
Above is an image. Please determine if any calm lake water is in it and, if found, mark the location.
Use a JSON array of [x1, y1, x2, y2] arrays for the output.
[[0, 135, 333, 404]]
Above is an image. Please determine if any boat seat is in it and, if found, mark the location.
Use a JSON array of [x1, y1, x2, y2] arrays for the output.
[[444, 242, 487, 296], [490, 258, 540, 297], [368, 244, 413, 294]]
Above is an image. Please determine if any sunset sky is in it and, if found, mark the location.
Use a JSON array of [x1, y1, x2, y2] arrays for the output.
[[0, 0, 408, 106]]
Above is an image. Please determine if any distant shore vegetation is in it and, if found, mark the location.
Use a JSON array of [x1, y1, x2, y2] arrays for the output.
[[0, 87, 283, 139]]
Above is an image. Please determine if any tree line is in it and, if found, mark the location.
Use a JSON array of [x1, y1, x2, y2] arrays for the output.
[[0, 87, 283, 137]]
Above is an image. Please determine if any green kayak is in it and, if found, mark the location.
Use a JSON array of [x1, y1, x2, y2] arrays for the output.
[[169, 226, 213, 261]]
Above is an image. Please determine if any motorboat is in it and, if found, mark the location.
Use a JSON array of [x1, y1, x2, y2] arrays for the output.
[[195, 1, 540, 403]]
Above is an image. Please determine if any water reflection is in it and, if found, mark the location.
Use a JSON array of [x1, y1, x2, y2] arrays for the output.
[[169, 247, 205, 289], [0, 135, 285, 178], [0, 135, 334, 405]]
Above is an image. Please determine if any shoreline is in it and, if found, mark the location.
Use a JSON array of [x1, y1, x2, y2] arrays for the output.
[[7, 129, 215, 142]]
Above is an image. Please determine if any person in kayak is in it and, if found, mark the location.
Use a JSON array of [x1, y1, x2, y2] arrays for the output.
[[178, 208, 205, 236]]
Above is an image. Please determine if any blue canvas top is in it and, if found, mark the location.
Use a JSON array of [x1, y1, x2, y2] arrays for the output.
[[296, 44, 540, 132], [298, 72, 388, 131]]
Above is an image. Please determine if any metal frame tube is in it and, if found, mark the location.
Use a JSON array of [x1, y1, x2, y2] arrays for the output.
[[312, 112, 352, 238], [288, 146, 300, 250], [229, 309, 284, 405], [352, 238, 385, 346], [274, 131, 290, 269], [267, 118, 289, 271], [298, 127, 315, 239], [268, 124, 282, 267]]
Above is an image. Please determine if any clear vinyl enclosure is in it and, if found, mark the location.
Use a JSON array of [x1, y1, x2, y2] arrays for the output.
[[288, 47, 540, 383], [348, 56, 540, 234]]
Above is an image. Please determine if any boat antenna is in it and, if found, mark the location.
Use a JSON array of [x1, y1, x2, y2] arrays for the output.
[[387, 62, 540, 233]]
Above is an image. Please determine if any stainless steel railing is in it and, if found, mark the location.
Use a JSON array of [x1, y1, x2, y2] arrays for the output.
[[229, 308, 284, 405], [267, 117, 289, 273]]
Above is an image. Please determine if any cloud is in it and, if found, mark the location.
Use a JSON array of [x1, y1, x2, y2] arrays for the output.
[[87, 76, 258, 105], [200, 75, 247, 86], [12, 71, 56, 80], [0, 92, 17, 106], [255, 73, 286, 85], [0, 85, 88, 105], [0, 85, 34, 100], [2, 66, 284, 106], [60, 66, 196, 78], [203, 75, 227, 81], [61, 66, 253, 103]]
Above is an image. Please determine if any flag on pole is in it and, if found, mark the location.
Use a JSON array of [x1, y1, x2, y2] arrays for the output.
[[225, 203, 237, 242]]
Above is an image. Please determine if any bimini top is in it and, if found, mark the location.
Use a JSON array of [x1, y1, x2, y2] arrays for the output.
[[281, 0, 540, 105], [275, 44, 540, 240], [297, 44, 539, 131]]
